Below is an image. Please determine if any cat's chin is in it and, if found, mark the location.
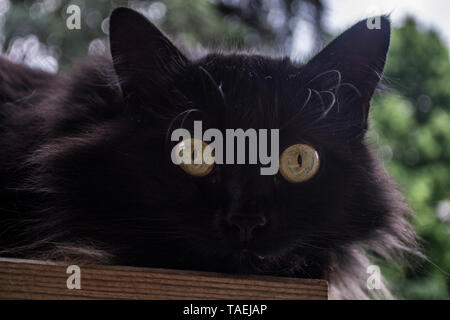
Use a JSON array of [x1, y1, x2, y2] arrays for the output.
[[225, 236, 295, 260], [202, 237, 326, 278], [213, 248, 308, 277]]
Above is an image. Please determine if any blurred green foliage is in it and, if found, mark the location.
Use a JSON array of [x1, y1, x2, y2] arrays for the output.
[[0, 0, 448, 299], [0, 0, 325, 69], [370, 18, 450, 299]]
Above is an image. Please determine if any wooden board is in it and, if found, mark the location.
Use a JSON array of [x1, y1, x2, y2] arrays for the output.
[[0, 257, 328, 300]]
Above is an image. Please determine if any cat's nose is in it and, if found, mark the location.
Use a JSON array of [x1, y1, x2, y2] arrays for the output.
[[228, 215, 267, 242]]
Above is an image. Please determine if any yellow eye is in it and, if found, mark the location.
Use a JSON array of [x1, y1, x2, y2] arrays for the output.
[[279, 144, 320, 183], [173, 138, 215, 177]]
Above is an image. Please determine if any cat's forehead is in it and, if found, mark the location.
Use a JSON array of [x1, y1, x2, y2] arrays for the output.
[[199, 53, 296, 81], [195, 54, 302, 128]]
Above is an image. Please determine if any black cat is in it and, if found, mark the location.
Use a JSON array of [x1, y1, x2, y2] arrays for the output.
[[0, 8, 417, 299]]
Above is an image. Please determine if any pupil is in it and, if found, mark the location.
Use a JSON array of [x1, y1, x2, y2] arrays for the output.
[[297, 155, 302, 166]]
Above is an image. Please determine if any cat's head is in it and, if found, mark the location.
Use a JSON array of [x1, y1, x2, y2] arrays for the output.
[[43, 8, 409, 276]]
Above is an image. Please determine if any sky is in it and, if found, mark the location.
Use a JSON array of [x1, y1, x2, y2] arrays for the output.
[[292, 0, 450, 58]]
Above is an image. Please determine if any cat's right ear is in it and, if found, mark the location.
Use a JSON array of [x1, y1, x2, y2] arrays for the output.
[[302, 17, 390, 135], [109, 7, 188, 100]]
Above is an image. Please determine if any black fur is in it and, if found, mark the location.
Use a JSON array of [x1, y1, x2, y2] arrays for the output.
[[0, 8, 417, 299]]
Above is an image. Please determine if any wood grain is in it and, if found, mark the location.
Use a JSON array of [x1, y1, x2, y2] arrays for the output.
[[0, 257, 328, 300]]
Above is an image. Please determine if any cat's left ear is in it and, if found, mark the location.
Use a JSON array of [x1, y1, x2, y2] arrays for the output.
[[304, 16, 390, 130], [109, 7, 188, 99]]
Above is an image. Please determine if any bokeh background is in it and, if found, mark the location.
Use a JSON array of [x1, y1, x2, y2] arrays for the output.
[[0, 0, 448, 299]]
